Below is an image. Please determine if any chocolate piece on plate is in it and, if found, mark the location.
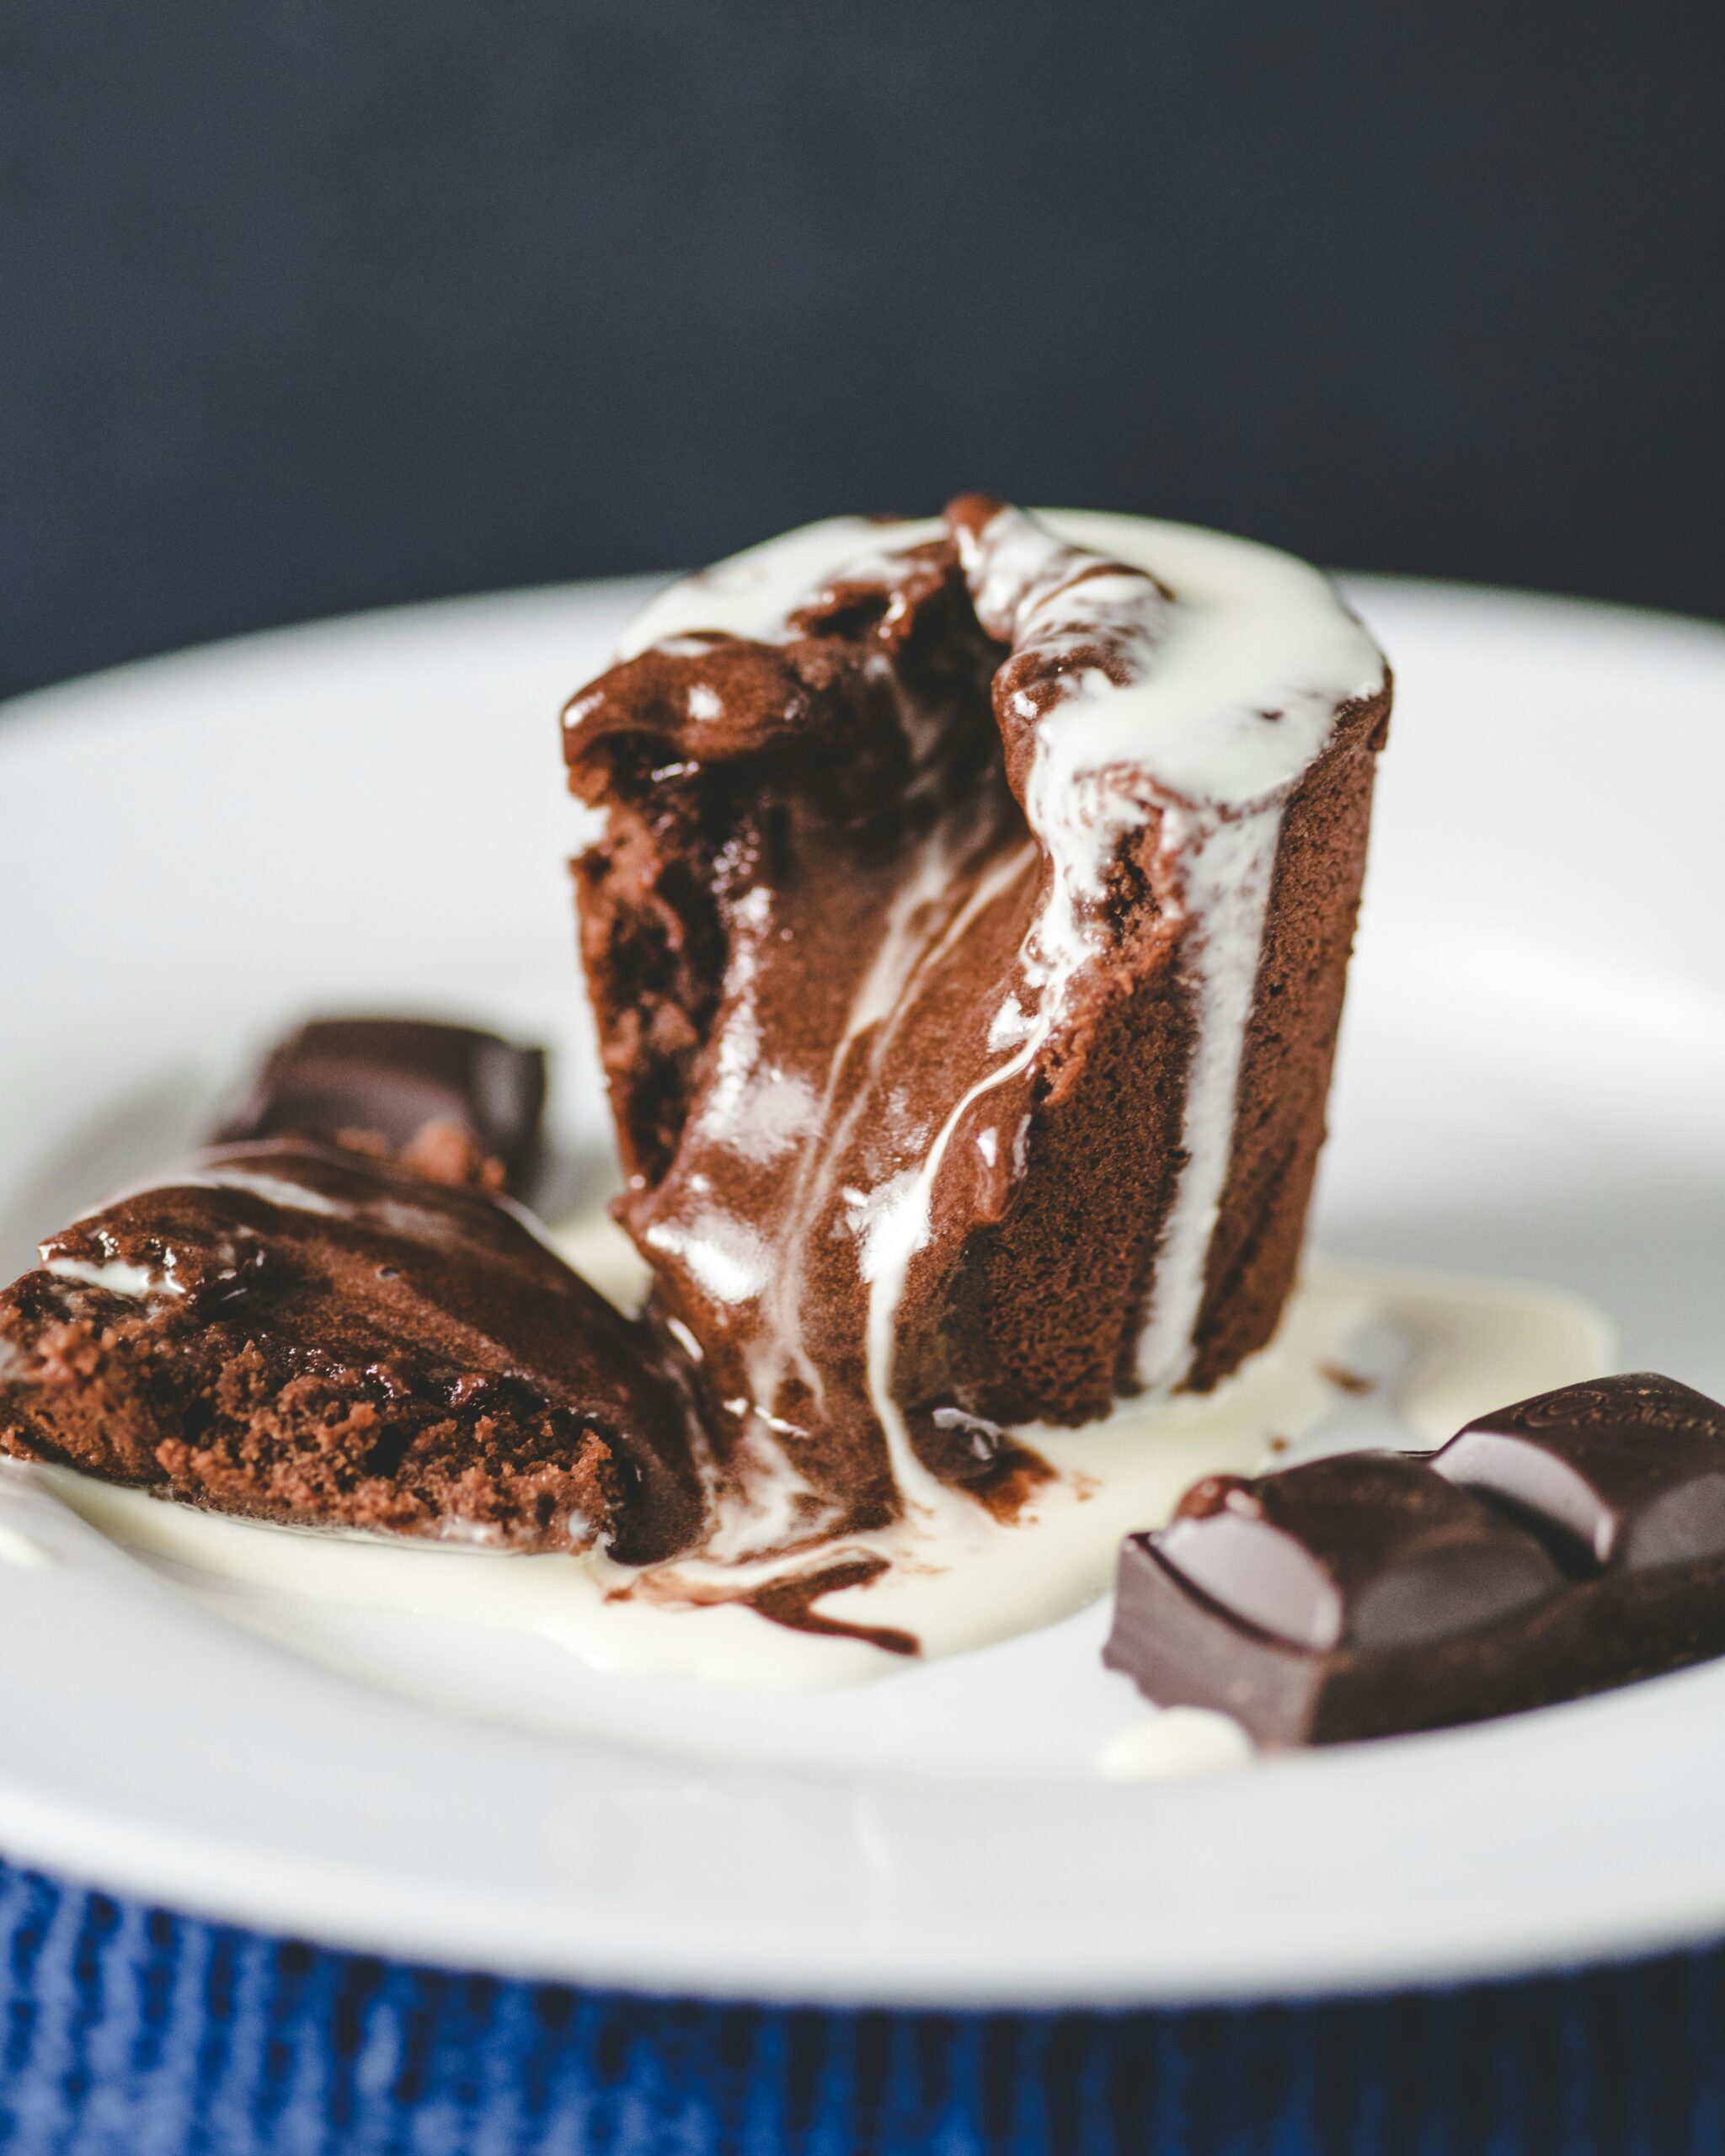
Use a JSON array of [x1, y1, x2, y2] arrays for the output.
[[1152, 1454, 1562, 1654], [0, 1139, 702, 1561], [1103, 1374, 1725, 1746], [214, 1017, 547, 1196]]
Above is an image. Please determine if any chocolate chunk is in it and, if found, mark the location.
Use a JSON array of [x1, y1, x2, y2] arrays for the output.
[[214, 1018, 547, 1197], [1156, 1457, 1562, 1652], [1104, 1373, 1725, 1746], [1434, 1373, 1725, 1571], [0, 1140, 702, 1561]]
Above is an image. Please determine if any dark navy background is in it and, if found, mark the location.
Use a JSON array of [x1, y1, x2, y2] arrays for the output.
[[2, 2, 1721, 700]]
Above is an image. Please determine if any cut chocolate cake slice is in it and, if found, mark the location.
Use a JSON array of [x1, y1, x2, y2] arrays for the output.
[[563, 498, 1390, 1552], [0, 1140, 702, 1558]]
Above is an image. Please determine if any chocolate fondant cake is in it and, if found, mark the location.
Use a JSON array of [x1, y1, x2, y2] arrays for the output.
[[1, 497, 1392, 1588], [0, 1140, 702, 1558], [564, 499, 1390, 1549]]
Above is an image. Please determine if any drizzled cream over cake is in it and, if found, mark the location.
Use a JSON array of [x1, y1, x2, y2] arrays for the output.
[[563, 498, 1391, 1561], [1, 497, 1409, 1672]]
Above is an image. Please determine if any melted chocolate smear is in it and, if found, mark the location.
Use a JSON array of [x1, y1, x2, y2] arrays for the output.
[[964, 1441, 1059, 1523], [908, 1404, 1056, 1521], [615, 1551, 921, 1657], [566, 529, 1033, 1534], [746, 1555, 921, 1657]]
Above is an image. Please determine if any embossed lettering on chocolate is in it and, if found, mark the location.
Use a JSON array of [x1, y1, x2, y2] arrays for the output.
[[1435, 1373, 1725, 1572], [564, 499, 1390, 1556]]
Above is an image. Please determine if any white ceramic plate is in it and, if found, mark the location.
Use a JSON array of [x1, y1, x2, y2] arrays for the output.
[[0, 573, 1722, 2007]]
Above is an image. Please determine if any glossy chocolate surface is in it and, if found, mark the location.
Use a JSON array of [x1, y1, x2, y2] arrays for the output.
[[1158, 1455, 1562, 1654], [0, 1140, 702, 1558], [568, 524, 1031, 1543], [214, 1017, 547, 1196]]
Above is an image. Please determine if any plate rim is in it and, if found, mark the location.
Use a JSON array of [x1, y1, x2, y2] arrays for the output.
[[3, 570, 1724, 2006]]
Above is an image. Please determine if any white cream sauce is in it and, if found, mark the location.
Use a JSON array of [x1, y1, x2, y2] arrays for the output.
[[40, 1254, 1614, 1693], [1096, 1709, 1256, 1780]]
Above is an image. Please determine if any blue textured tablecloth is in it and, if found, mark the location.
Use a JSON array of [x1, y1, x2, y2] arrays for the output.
[[1, 1860, 1719, 2153]]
